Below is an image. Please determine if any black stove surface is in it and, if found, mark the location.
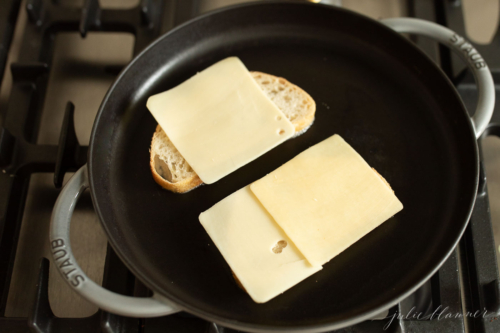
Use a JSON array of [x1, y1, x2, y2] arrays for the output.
[[0, 0, 499, 332]]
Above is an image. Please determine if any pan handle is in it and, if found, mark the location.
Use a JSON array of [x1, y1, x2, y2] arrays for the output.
[[381, 18, 495, 139], [50, 165, 181, 317]]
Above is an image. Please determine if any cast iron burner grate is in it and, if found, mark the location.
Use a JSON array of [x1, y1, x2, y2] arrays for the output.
[[0, 0, 499, 332]]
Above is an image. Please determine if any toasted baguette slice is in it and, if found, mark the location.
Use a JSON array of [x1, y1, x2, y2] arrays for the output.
[[251, 72, 315, 133], [150, 71, 316, 193]]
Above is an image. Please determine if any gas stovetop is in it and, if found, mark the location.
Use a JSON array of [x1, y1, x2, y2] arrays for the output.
[[0, 1, 499, 332]]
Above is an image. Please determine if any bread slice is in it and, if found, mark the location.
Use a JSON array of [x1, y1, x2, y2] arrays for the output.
[[250, 72, 315, 133], [150, 71, 316, 193], [150, 127, 204, 193]]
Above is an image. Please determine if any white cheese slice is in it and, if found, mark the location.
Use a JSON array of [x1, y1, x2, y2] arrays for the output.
[[250, 134, 403, 267], [146, 57, 295, 184], [199, 186, 322, 303]]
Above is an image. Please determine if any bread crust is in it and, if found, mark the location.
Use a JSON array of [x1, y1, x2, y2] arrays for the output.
[[150, 71, 316, 193], [372, 168, 394, 192], [150, 126, 203, 193]]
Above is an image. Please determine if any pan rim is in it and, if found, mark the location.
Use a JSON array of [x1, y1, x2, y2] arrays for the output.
[[89, 1, 480, 331]]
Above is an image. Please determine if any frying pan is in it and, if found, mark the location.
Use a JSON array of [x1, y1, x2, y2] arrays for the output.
[[49, 2, 495, 332]]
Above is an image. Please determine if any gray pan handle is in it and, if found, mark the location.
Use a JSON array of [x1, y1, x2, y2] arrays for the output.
[[382, 18, 495, 138], [50, 165, 181, 317]]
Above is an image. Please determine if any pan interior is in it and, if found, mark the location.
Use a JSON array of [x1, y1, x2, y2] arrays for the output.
[[89, 3, 477, 330]]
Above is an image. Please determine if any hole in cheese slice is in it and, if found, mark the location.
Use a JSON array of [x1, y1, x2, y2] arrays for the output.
[[146, 57, 295, 184], [272, 240, 288, 254], [199, 186, 321, 303], [250, 134, 403, 267]]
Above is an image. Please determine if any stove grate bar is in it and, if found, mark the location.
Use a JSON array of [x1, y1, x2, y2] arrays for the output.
[[54, 102, 87, 189]]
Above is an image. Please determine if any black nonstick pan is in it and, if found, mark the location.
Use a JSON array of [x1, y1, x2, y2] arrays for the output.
[[50, 2, 495, 332]]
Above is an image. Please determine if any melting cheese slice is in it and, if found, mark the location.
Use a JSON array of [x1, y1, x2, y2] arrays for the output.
[[147, 57, 295, 184], [250, 134, 403, 267], [199, 186, 322, 303]]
